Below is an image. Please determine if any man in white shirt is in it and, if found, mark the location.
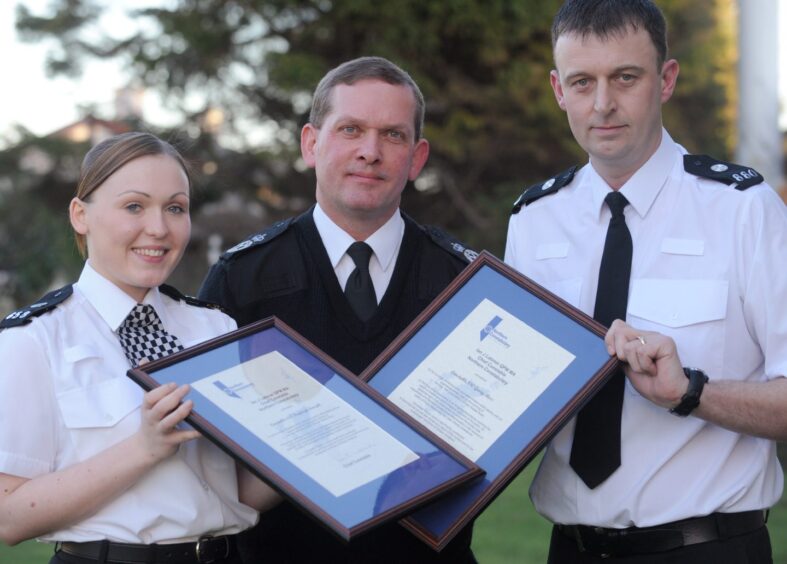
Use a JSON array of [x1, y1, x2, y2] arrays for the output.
[[505, 1, 787, 562]]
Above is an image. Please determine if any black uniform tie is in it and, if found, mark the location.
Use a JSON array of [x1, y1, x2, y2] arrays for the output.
[[344, 242, 377, 321], [118, 303, 184, 367], [569, 191, 632, 489]]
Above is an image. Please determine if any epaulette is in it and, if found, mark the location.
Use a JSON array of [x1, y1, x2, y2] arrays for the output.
[[683, 155, 763, 190], [220, 218, 294, 260], [512, 166, 578, 214], [0, 285, 73, 330], [160, 284, 226, 313], [423, 225, 479, 263]]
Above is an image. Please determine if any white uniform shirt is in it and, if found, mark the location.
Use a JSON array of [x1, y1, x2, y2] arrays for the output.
[[0, 262, 258, 543], [313, 203, 404, 303], [505, 129, 787, 527]]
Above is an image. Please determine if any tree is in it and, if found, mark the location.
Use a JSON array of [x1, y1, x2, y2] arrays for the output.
[[2, 0, 737, 305]]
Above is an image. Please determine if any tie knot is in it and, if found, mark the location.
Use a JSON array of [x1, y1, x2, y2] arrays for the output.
[[605, 191, 629, 218], [122, 303, 161, 330], [346, 241, 373, 269]]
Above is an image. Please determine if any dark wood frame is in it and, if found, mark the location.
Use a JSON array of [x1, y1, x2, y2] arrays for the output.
[[361, 251, 618, 551], [128, 317, 484, 542]]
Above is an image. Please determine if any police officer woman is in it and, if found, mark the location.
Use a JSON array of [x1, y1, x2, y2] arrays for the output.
[[0, 132, 279, 564]]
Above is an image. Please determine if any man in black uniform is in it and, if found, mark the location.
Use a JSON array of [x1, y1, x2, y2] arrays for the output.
[[199, 56, 477, 563]]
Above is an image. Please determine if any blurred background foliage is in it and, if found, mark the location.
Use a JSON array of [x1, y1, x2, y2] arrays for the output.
[[0, 0, 736, 309]]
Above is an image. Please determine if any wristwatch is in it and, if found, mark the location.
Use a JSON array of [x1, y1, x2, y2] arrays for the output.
[[669, 367, 709, 416]]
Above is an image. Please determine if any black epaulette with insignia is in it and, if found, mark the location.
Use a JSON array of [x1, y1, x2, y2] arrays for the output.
[[160, 284, 227, 313], [512, 166, 578, 214], [683, 155, 764, 190], [220, 218, 294, 260], [0, 285, 73, 330], [422, 225, 479, 263]]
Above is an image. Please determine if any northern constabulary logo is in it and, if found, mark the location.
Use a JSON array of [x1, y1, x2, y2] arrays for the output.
[[480, 316, 502, 341]]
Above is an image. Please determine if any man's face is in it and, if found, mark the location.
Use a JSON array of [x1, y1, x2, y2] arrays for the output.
[[550, 27, 678, 184], [301, 79, 429, 232]]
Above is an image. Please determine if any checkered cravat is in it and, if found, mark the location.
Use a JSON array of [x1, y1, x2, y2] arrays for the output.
[[117, 304, 184, 367]]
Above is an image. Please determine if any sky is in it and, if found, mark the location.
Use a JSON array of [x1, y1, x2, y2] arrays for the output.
[[1, 1, 786, 145], [0, 0, 174, 145]]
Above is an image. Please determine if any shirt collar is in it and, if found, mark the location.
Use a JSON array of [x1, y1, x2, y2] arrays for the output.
[[76, 261, 167, 331], [589, 128, 682, 219], [313, 204, 403, 272]]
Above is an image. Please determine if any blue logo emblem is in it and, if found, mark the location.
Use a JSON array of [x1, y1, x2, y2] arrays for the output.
[[480, 316, 502, 341]]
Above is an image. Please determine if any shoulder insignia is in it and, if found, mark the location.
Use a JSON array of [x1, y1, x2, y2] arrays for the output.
[[221, 217, 294, 259], [159, 284, 227, 313], [0, 285, 73, 329], [512, 166, 578, 214], [423, 225, 479, 263], [683, 155, 763, 190]]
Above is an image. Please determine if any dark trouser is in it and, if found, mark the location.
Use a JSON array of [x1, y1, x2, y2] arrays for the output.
[[51, 554, 243, 564], [548, 523, 772, 564]]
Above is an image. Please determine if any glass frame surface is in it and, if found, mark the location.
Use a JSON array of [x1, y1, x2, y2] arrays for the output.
[[361, 251, 618, 551], [128, 317, 484, 542]]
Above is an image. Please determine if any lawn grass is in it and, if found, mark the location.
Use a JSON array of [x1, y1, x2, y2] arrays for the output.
[[2, 457, 785, 563]]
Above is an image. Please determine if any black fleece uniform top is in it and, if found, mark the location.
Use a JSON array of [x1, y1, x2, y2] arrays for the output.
[[199, 207, 477, 564]]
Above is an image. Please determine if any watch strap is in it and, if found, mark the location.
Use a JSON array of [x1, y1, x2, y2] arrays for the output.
[[669, 367, 709, 417]]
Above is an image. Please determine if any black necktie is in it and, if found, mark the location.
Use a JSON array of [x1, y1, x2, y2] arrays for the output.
[[569, 191, 632, 489], [117, 303, 184, 367], [344, 241, 377, 321]]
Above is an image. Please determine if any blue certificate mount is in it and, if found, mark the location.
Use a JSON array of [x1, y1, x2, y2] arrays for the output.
[[128, 317, 484, 542], [362, 251, 618, 551]]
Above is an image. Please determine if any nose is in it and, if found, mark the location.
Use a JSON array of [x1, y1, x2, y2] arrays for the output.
[[357, 132, 382, 163], [145, 209, 169, 237], [593, 81, 616, 114]]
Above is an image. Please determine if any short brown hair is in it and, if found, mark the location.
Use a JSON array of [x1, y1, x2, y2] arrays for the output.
[[309, 56, 426, 140], [552, 0, 668, 69]]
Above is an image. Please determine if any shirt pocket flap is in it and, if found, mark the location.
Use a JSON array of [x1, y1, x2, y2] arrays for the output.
[[58, 378, 140, 429], [628, 279, 728, 328], [63, 344, 101, 363], [535, 242, 570, 260]]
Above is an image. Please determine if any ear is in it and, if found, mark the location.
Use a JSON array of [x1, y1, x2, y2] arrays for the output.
[[660, 59, 680, 104], [550, 70, 567, 111], [300, 123, 318, 168], [408, 138, 430, 181], [69, 197, 89, 235]]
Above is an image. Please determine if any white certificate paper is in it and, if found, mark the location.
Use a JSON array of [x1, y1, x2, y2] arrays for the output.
[[388, 298, 575, 461], [193, 351, 418, 497]]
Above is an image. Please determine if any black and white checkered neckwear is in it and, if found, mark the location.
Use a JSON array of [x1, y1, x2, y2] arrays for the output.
[[117, 303, 184, 367]]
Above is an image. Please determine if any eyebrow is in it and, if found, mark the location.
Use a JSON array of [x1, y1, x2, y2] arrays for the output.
[[116, 190, 190, 199], [333, 115, 412, 133], [563, 64, 646, 82]]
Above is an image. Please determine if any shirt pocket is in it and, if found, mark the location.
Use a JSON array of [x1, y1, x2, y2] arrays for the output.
[[57, 377, 140, 430], [533, 242, 582, 307], [549, 278, 583, 308], [626, 278, 728, 386], [628, 279, 728, 328]]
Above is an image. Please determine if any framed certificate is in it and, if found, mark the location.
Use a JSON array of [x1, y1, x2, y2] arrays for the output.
[[127, 317, 484, 542], [361, 251, 618, 551]]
